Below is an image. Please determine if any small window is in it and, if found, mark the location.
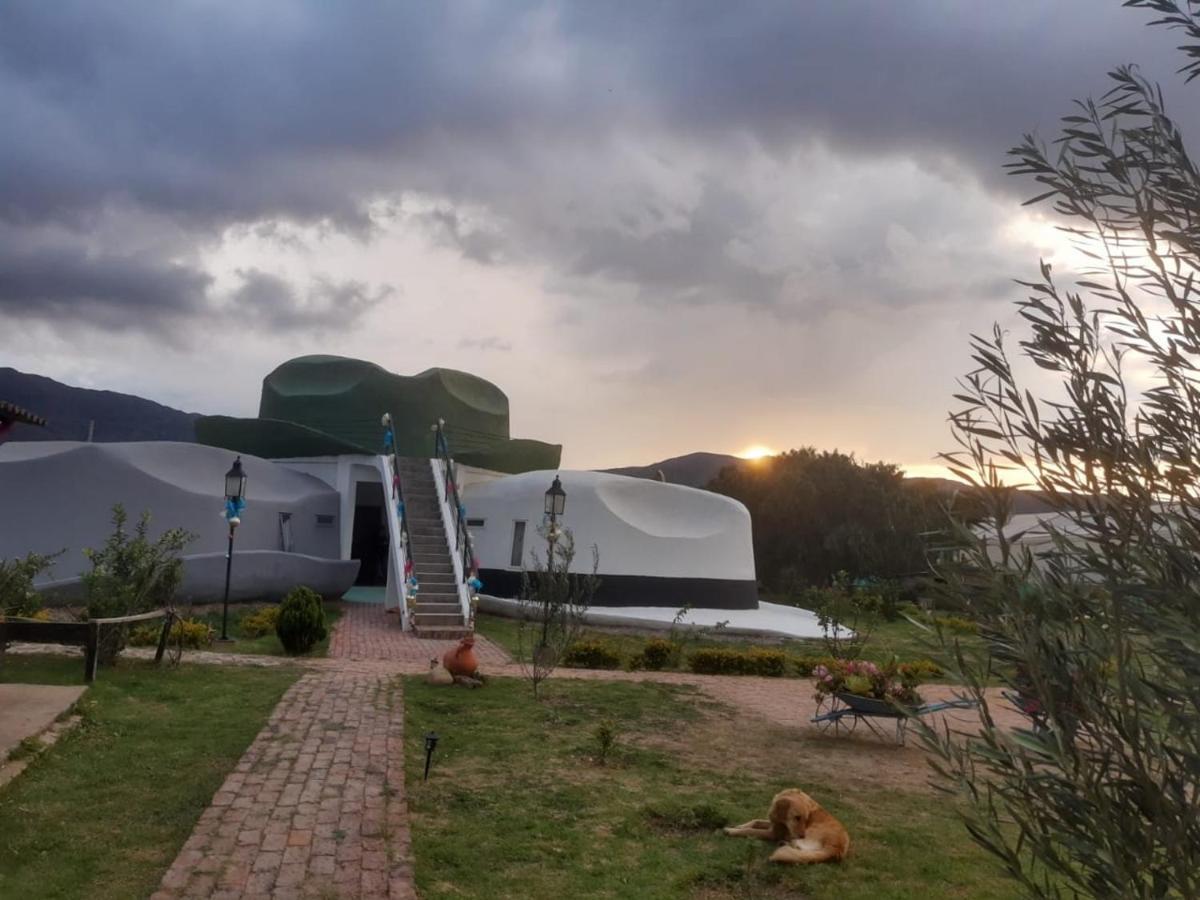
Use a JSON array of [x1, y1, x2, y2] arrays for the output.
[[509, 520, 526, 567], [315, 514, 335, 527], [467, 518, 486, 528], [279, 513, 294, 552]]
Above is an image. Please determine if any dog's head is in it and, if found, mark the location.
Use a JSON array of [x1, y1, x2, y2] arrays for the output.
[[769, 790, 819, 839]]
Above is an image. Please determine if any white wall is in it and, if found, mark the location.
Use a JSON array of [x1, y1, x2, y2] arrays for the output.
[[461, 470, 755, 580]]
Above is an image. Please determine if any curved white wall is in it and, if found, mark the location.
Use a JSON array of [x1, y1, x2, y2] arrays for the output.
[[462, 470, 757, 608]]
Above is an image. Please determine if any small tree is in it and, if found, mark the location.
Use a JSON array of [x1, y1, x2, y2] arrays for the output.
[[515, 527, 600, 698], [923, 4, 1200, 896], [82, 505, 193, 664], [805, 573, 881, 661], [0, 551, 59, 618]]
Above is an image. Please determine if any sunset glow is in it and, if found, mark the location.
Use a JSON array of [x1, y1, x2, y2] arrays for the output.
[[738, 445, 776, 460]]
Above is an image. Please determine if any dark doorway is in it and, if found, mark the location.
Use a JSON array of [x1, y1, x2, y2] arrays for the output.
[[351, 480, 389, 586]]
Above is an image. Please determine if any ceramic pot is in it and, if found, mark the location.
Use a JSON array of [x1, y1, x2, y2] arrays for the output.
[[442, 635, 479, 677]]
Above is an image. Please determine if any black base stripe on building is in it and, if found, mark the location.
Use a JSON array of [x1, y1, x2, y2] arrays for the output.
[[476, 569, 758, 610]]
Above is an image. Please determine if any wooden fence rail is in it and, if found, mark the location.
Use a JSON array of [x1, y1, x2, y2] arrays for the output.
[[0, 608, 176, 682]]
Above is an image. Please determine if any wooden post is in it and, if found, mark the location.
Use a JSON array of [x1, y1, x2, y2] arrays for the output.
[[153, 611, 175, 665], [85, 620, 99, 683]]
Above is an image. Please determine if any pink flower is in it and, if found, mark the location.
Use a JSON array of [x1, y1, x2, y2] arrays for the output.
[[813, 665, 828, 678]]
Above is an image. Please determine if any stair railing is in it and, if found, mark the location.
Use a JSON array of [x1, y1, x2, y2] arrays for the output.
[[431, 419, 481, 628], [381, 413, 415, 630]]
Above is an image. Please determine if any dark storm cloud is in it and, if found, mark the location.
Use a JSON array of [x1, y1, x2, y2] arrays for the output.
[[0, 241, 211, 328], [0, 0, 1191, 330], [230, 269, 392, 331]]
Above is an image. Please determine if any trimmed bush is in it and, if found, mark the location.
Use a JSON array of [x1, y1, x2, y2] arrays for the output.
[[562, 639, 623, 670], [687, 647, 788, 677], [240, 605, 281, 638], [933, 614, 979, 635], [792, 654, 842, 677], [128, 618, 214, 649], [632, 637, 679, 671], [275, 586, 328, 655]]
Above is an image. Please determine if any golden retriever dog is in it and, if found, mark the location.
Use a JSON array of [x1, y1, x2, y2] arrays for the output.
[[724, 789, 850, 864]]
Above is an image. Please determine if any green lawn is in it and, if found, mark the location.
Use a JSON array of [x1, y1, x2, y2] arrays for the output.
[[0, 654, 299, 899], [184, 601, 342, 656], [474, 611, 979, 672], [404, 676, 1012, 900]]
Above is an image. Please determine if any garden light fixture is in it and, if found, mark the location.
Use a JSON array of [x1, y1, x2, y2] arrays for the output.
[[423, 731, 439, 780]]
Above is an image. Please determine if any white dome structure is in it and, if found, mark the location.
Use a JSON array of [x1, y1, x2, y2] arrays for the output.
[[462, 470, 758, 609]]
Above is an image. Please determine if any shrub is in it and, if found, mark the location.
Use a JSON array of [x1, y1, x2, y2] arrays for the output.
[[592, 718, 619, 764], [791, 654, 841, 677], [240, 605, 280, 638], [687, 647, 788, 677], [275, 586, 328, 655], [562, 639, 622, 670], [631, 637, 679, 671], [128, 618, 214, 649], [81, 505, 193, 664], [0, 551, 59, 618], [932, 614, 978, 635]]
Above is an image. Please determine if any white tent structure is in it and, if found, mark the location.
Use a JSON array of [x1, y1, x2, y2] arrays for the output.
[[462, 469, 758, 610]]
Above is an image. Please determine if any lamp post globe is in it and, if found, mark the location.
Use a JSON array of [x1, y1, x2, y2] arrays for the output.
[[219, 456, 248, 643]]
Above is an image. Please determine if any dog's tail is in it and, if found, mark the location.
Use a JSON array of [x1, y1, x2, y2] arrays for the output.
[[770, 843, 846, 865]]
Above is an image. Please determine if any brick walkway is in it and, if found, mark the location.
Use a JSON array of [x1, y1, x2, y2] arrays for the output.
[[153, 671, 414, 900], [328, 603, 511, 671]]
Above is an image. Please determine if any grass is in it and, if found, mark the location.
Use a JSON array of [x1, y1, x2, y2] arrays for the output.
[[474, 610, 982, 673], [404, 676, 1014, 900], [0, 653, 299, 899], [185, 601, 342, 656]]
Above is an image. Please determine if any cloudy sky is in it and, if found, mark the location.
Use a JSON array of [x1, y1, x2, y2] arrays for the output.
[[0, 1, 1190, 470]]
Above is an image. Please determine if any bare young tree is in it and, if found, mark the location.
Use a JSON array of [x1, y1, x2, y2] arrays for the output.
[[921, 4, 1200, 897], [515, 527, 600, 699]]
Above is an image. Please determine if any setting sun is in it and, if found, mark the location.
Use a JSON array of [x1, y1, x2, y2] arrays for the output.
[[737, 445, 776, 461]]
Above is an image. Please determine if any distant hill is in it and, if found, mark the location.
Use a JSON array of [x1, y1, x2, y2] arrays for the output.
[[0, 367, 199, 443], [602, 451, 744, 488]]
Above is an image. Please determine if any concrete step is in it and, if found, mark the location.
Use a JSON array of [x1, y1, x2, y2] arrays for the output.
[[413, 612, 466, 627], [418, 590, 460, 601], [413, 626, 473, 640]]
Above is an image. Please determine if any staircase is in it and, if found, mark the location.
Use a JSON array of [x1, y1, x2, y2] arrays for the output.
[[396, 457, 471, 639]]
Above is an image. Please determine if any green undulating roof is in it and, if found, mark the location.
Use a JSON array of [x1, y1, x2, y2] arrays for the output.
[[195, 355, 561, 474]]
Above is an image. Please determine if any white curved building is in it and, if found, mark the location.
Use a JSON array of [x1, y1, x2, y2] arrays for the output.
[[462, 470, 758, 609], [0, 441, 358, 602]]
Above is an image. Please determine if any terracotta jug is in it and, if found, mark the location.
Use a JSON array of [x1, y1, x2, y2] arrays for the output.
[[442, 634, 479, 677]]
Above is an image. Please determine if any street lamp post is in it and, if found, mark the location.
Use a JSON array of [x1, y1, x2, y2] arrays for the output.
[[540, 475, 567, 649], [219, 456, 248, 643], [544, 474, 566, 562]]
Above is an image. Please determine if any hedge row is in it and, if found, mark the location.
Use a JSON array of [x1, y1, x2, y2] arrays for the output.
[[558, 637, 942, 680]]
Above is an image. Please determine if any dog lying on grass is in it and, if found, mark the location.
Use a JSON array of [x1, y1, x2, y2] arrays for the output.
[[724, 789, 850, 864]]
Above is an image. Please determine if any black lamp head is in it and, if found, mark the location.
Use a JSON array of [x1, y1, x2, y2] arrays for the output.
[[544, 474, 566, 517], [424, 731, 439, 753], [224, 456, 247, 501]]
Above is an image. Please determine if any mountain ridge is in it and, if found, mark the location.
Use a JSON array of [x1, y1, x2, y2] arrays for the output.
[[0, 367, 200, 443]]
